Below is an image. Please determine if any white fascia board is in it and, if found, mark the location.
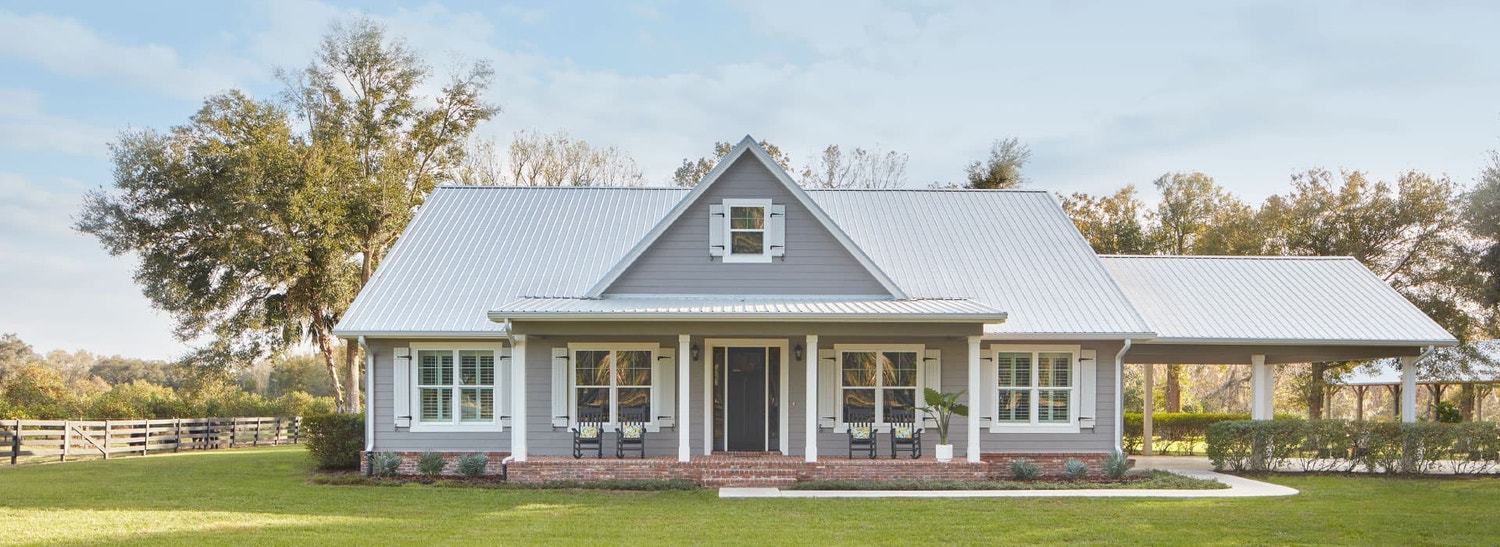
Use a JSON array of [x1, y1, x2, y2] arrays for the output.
[[487, 311, 1006, 323], [1134, 337, 1458, 347], [333, 330, 509, 340], [580, 136, 909, 299]]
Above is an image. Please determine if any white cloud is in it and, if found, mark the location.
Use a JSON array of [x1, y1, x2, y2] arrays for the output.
[[0, 10, 239, 100], [0, 89, 114, 158]]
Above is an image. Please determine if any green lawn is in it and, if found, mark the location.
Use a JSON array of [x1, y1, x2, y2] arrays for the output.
[[1, 446, 1496, 546]]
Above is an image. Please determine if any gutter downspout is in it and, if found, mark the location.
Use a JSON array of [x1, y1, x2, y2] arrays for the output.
[[358, 336, 374, 477], [1114, 339, 1133, 456]]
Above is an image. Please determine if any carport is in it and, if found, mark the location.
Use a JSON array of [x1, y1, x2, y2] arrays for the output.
[[1099, 256, 1458, 455]]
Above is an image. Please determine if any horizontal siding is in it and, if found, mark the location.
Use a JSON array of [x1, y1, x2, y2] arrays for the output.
[[605, 155, 889, 296], [369, 332, 1118, 456]]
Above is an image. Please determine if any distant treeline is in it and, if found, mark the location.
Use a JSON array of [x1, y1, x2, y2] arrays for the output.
[[0, 333, 335, 420]]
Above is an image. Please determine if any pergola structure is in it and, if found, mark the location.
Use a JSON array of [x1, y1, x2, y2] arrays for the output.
[[1338, 347, 1500, 422], [1099, 256, 1458, 455]]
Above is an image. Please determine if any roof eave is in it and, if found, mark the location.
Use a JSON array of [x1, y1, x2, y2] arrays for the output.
[[488, 310, 1007, 323], [334, 329, 508, 340], [1135, 337, 1459, 347]]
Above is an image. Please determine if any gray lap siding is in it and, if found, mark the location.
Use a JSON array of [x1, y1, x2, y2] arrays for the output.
[[366, 330, 1120, 457]]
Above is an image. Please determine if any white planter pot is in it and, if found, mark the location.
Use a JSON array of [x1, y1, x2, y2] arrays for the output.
[[935, 444, 954, 462]]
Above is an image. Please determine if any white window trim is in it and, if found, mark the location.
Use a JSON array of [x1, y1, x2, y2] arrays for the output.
[[833, 344, 926, 432], [720, 198, 773, 263], [408, 341, 507, 433], [989, 344, 1081, 434], [567, 342, 663, 431]]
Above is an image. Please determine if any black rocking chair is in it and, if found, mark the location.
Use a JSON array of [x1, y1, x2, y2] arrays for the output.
[[888, 409, 922, 459], [616, 407, 648, 459], [572, 410, 606, 459], [846, 407, 878, 459]]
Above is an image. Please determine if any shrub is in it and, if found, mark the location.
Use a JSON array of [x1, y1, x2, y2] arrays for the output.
[[1124, 412, 1250, 455], [1207, 419, 1498, 474], [1009, 458, 1040, 480], [369, 452, 403, 477], [1063, 458, 1089, 480], [417, 452, 447, 477], [1103, 451, 1131, 478], [456, 453, 488, 478], [303, 413, 364, 470]]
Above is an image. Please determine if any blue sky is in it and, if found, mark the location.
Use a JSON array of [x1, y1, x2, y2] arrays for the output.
[[1, 0, 1498, 360]]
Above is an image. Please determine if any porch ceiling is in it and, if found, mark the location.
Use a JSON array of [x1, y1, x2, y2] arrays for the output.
[[1123, 342, 1426, 365]]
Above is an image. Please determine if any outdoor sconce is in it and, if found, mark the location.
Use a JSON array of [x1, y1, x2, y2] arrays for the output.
[[794, 343, 805, 361], [690, 344, 701, 362]]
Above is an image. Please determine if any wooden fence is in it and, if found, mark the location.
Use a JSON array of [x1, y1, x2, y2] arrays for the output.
[[0, 417, 303, 465]]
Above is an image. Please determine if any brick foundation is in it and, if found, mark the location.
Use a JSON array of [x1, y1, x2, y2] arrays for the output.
[[364, 451, 1117, 487]]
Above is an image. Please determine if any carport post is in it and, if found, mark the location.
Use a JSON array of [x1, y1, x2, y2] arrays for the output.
[[1251, 354, 1273, 420], [1400, 355, 1417, 423], [1142, 364, 1154, 455]]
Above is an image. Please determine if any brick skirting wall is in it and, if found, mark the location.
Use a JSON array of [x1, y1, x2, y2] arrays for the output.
[[364, 451, 1117, 487]]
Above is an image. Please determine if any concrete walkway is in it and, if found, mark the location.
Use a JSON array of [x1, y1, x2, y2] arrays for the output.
[[719, 457, 1298, 499]]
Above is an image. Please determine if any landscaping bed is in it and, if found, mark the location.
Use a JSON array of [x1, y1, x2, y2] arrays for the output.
[[783, 470, 1226, 491]]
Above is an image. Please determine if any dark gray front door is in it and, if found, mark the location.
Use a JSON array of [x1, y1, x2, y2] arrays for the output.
[[726, 347, 767, 451]]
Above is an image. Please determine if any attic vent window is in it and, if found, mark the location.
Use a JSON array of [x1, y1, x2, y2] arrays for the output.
[[709, 198, 784, 263]]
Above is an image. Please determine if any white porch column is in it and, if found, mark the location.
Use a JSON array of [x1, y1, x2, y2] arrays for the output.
[[510, 335, 528, 461], [1250, 354, 1272, 420], [804, 334, 819, 463], [967, 335, 982, 463], [1142, 364, 1154, 456], [678, 334, 692, 462], [1401, 355, 1418, 423]]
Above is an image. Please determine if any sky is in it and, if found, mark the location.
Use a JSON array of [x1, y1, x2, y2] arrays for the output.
[[1, 0, 1498, 360]]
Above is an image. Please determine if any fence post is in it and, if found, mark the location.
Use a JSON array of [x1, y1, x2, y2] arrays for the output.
[[253, 417, 260, 447], [11, 419, 19, 466], [230, 418, 238, 448], [103, 420, 110, 460], [62, 422, 70, 462], [273, 417, 282, 446], [142, 419, 149, 456], [292, 417, 301, 444], [174, 419, 182, 453]]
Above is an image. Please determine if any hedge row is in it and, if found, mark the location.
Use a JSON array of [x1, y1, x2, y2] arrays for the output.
[[1205, 420, 1500, 474], [1122, 412, 1250, 455]]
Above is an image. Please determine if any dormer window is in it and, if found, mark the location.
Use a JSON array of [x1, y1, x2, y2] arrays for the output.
[[730, 205, 765, 255], [710, 199, 785, 263]]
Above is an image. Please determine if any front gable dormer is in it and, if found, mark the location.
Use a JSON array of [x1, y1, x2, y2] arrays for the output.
[[589, 137, 904, 298]]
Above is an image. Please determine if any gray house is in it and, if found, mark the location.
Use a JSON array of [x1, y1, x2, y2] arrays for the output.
[[334, 137, 1455, 470]]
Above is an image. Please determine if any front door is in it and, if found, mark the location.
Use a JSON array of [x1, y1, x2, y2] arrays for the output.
[[726, 347, 767, 451]]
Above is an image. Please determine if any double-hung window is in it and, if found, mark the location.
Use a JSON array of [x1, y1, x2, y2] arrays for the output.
[[408, 343, 505, 432], [991, 346, 1078, 431], [837, 346, 922, 427], [717, 198, 778, 263], [572, 344, 655, 426]]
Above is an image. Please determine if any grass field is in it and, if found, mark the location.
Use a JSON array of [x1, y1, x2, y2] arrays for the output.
[[1, 446, 1497, 546]]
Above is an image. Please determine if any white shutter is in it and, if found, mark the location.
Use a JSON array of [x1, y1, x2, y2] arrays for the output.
[[767, 204, 786, 257], [551, 347, 569, 427], [922, 348, 942, 428], [708, 204, 726, 257], [1079, 349, 1098, 425], [393, 347, 412, 428], [655, 347, 676, 429], [499, 347, 512, 429], [818, 349, 837, 429], [981, 345, 996, 429]]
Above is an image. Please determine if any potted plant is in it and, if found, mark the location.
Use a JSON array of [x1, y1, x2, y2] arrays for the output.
[[917, 388, 968, 462]]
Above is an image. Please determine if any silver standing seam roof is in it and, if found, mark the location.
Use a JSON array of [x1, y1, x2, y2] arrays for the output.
[[488, 296, 1006, 322], [334, 185, 1152, 336], [1099, 255, 1458, 346]]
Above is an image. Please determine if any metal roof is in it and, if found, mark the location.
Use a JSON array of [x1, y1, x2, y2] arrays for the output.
[[488, 296, 1006, 322], [1100, 255, 1458, 346], [335, 186, 685, 335], [809, 189, 1154, 336], [334, 185, 1155, 337]]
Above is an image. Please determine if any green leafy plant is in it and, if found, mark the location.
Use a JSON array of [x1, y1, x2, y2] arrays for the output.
[[1433, 401, 1462, 424], [369, 452, 402, 478], [417, 452, 446, 477], [1009, 458, 1040, 480], [1104, 451, 1131, 478], [916, 388, 969, 445], [303, 413, 364, 470], [456, 453, 488, 478], [1064, 458, 1089, 480]]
